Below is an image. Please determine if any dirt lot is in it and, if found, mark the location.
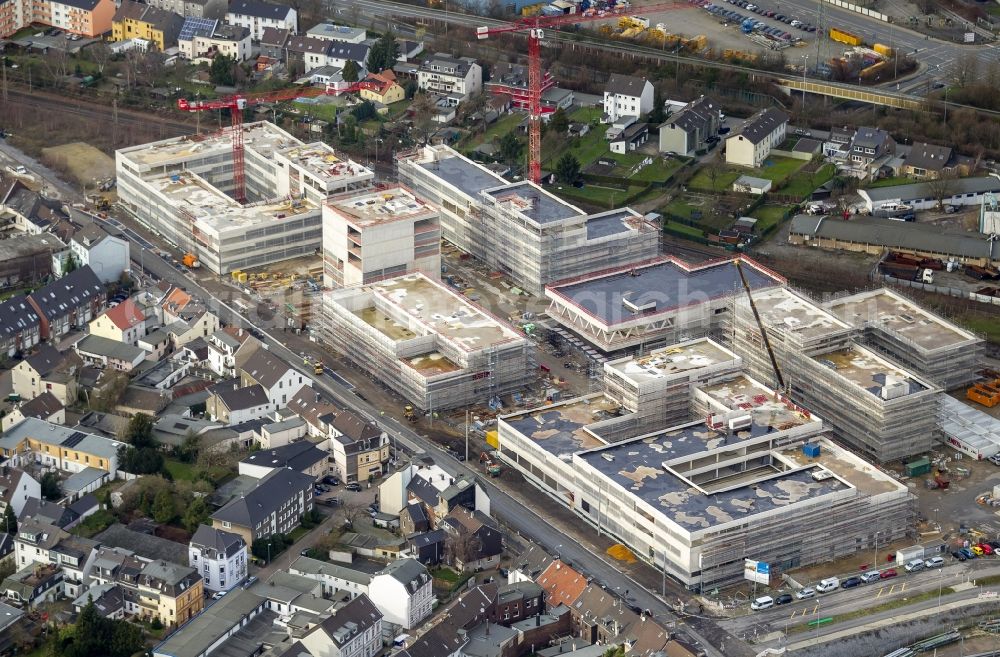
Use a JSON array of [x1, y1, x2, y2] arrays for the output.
[[40, 141, 115, 187]]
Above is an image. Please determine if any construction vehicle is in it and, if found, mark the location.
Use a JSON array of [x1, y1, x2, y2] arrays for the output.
[[476, 0, 689, 183], [313, 360, 324, 376], [734, 258, 785, 389], [182, 253, 201, 268], [403, 405, 418, 422], [480, 451, 502, 477], [177, 80, 378, 203]]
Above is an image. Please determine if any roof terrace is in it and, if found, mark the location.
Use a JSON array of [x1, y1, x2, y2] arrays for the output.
[[327, 186, 436, 228], [741, 286, 852, 342], [121, 121, 299, 168], [502, 394, 621, 459], [813, 345, 932, 399], [483, 181, 585, 225], [605, 338, 739, 385], [276, 142, 371, 184]]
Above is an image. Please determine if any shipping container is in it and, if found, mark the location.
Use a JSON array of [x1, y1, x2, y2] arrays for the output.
[[829, 27, 862, 46]]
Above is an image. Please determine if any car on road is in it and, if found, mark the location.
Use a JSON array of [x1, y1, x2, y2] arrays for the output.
[[795, 587, 815, 600], [924, 556, 945, 568], [816, 577, 839, 593], [904, 559, 925, 572], [953, 550, 967, 561], [242, 575, 258, 589], [345, 482, 361, 492], [774, 593, 794, 605], [750, 596, 774, 611], [841, 577, 862, 589], [300, 548, 311, 556], [880, 568, 898, 579], [211, 591, 226, 600], [988, 541, 1000, 550], [860, 570, 882, 583]]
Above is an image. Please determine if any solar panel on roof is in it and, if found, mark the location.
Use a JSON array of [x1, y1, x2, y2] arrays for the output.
[[179, 17, 217, 42], [63, 431, 87, 448]]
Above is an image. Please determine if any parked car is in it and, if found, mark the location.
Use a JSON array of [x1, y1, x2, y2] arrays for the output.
[[795, 587, 816, 599], [979, 543, 994, 555], [774, 593, 794, 605], [816, 577, 839, 593], [841, 577, 863, 589], [345, 482, 361, 492], [904, 559, 925, 572], [751, 596, 774, 610], [860, 570, 882, 583], [880, 568, 898, 579], [953, 550, 967, 561], [972, 545, 985, 556], [924, 556, 945, 568], [960, 547, 976, 559], [323, 476, 340, 486]]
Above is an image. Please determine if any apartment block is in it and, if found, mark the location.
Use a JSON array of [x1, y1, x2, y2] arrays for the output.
[[0, 0, 114, 39], [321, 273, 532, 411], [417, 53, 482, 104], [116, 122, 373, 275], [322, 185, 440, 288], [397, 145, 659, 296]]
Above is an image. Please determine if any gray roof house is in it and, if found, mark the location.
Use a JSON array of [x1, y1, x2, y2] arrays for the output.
[[658, 96, 720, 155], [27, 265, 105, 341], [210, 467, 315, 544]]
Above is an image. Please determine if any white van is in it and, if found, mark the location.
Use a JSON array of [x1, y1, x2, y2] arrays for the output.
[[816, 577, 840, 593], [751, 596, 775, 610]]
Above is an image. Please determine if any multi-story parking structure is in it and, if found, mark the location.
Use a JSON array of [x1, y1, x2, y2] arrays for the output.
[[397, 145, 659, 296], [116, 122, 373, 274]]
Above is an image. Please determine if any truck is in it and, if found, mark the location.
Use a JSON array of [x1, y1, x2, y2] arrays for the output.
[[879, 262, 934, 283], [829, 27, 862, 46], [182, 253, 201, 268]]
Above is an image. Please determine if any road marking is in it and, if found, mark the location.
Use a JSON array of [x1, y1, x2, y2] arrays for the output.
[[888, 584, 896, 594], [901, 583, 906, 592], [876, 587, 884, 598], [812, 604, 818, 614]]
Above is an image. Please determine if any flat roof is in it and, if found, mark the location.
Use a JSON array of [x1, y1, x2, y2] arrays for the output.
[[414, 148, 507, 199], [153, 589, 266, 657], [548, 256, 784, 326], [327, 186, 436, 228], [813, 345, 931, 399], [404, 350, 461, 375], [502, 394, 620, 459], [605, 338, 739, 385], [698, 374, 815, 431], [120, 121, 299, 168], [275, 142, 371, 183], [824, 288, 979, 352], [351, 273, 523, 352], [150, 170, 318, 233], [586, 209, 647, 240], [483, 181, 584, 225], [741, 286, 852, 342], [579, 432, 848, 532]]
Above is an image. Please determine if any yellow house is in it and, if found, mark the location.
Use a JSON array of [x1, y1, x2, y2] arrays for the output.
[[137, 561, 204, 627], [111, 0, 183, 51], [361, 70, 406, 106]]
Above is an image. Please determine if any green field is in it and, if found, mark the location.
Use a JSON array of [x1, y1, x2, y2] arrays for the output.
[[552, 183, 642, 207], [758, 155, 807, 183], [750, 204, 796, 232], [782, 163, 835, 198], [164, 458, 196, 481], [461, 113, 525, 154], [662, 220, 707, 238], [688, 168, 742, 192]]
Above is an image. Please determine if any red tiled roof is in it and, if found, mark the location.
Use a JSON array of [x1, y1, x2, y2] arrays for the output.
[[536, 559, 587, 607], [102, 298, 145, 330]]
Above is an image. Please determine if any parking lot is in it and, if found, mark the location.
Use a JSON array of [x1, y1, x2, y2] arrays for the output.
[[8, 28, 99, 54]]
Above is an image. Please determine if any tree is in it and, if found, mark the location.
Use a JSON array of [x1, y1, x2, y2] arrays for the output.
[[342, 59, 359, 83], [367, 32, 400, 73], [927, 171, 959, 209], [497, 132, 523, 166], [52, 600, 144, 657], [151, 488, 176, 524], [3, 504, 16, 534], [409, 93, 436, 143], [181, 497, 209, 532], [89, 372, 128, 412], [118, 444, 164, 476], [41, 472, 61, 501], [64, 251, 79, 275], [555, 153, 581, 184], [548, 107, 570, 136], [351, 100, 378, 122], [122, 412, 156, 448], [209, 54, 236, 86], [177, 431, 201, 464], [647, 87, 667, 125]]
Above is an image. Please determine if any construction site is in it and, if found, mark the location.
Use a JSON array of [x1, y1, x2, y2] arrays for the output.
[[319, 272, 533, 412], [396, 144, 659, 296], [115, 122, 373, 274], [495, 335, 915, 590]]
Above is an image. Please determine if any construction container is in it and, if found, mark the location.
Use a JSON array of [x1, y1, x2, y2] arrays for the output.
[[486, 430, 499, 449], [802, 443, 821, 458], [873, 43, 894, 57], [905, 458, 931, 477], [896, 545, 925, 564], [829, 27, 863, 46]]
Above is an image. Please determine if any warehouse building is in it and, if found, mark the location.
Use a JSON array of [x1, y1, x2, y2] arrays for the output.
[[824, 288, 984, 390], [320, 273, 532, 411], [116, 122, 373, 274], [322, 185, 440, 288], [496, 338, 914, 590], [858, 174, 1000, 213], [544, 255, 784, 353], [731, 287, 941, 463], [397, 144, 659, 295]]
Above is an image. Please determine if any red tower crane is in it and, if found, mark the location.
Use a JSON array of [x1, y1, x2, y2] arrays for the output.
[[177, 81, 378, 203], [477, 1, 690, 184]]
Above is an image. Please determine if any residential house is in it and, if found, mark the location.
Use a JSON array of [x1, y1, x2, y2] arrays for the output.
[[417, 53, 482, 104], [138, 328, 171, 362], [902, 141, 970, 180], [286, 386, 340, 439], [137, 560, 204, 627], [68, 223, 130, 285], [13, 518, 99, 599], [73, 334, 146, 372], [307, 23, 365, 43], [380, 464, 490, 521], [298, 594, 383, 657], [724, 108, 789, 168], [1, 393, 65, 432], [145, 0, 225, 19], [400, 503, 430, 536], [11, 344, 81, 405], [225, 0, 296, 40], [111, 0, 185, 52], [178, 19, 252, 63], [0, 181, 70, 236], [240, 348, 311, 408], [0, 468, 40, 519], [72, 583, 126, 620], [361, 70, 406, 105], [0, 0, 116, 39], [393, 584, 496, 657], [256, 417, 307, 449], [846, 126, 896, 178], [1, 563, 62, 608], [210, 467, 315, 546], [367, 558, 433, 630], [442, 507, 502, 572], [496, 581, 543, 625], [0, 234, 63, 288], [206, 327, 259, 378], [289, 556, 372, 598], [329, 410, 389, 484], [0, 418, 123, 477], [19, 497, 81, 529], [27, 265, 105, 342], [326, 41, 370, 72], [160, 287, 221, 347], [602, 74, 653, 124], [610, 123, 648, 154], [658, 96, 721, 155], [0, 295, 40, 358], [88, 298, 146, 347], [188, 524, 248, 592], [206, 382, 272, 425], [486, 61, 556, 112], [259, 26, 291, 60], [286, 35, 337, 72], [536, 559, 587, 608], [238, 441, 327, 480], [403, 528, 445, 565]]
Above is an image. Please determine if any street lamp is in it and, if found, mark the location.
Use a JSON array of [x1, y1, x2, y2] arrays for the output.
[[801, 55, 809, 112]]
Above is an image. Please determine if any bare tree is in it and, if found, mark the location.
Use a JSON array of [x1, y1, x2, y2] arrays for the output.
[[445, 530, 483, 569], [410, 93, 437, 144], [88, 42, 112, 74], [341, 498, 369, 527], [926, 170, 959, 209], [954, 52, 979, 89]]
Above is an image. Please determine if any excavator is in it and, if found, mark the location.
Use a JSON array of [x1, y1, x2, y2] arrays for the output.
[[403, 405, 418, 422]]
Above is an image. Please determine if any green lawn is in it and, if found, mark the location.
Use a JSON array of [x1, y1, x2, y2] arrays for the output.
[[688, 168, 742, 192], [958, 315, 1000, 344], [868, 175, 913, 188], [298, 101, 339, 123], [288, 526, 310, 543], [663, 197, 703, 220], [552, 183, 642, 208], [782, 163, 835, 198], [461, 113, 524, 154], [611, 153, 683, 183], [663, 220, 707, 239], [164, 459, 196, 481], [750, 204, 796, 232], [570, 106, 603, 123], [758, 155, 807, 183]]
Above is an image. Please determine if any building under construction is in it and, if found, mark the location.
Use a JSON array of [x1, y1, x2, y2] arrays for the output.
[[320, 272, 532, 411], [730, 286, 942, 463], [397, 145, 659, 295], [116, 122, 374, 274], [496, 336, 915, 590], [824, 288, 984, 391]]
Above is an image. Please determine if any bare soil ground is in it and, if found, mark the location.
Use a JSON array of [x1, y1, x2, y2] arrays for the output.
[[40, 141, 114, 186]]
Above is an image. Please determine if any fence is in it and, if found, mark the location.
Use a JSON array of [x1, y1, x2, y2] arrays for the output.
[[884, 275, 1000, 307], [823, 0, 890, 23]]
